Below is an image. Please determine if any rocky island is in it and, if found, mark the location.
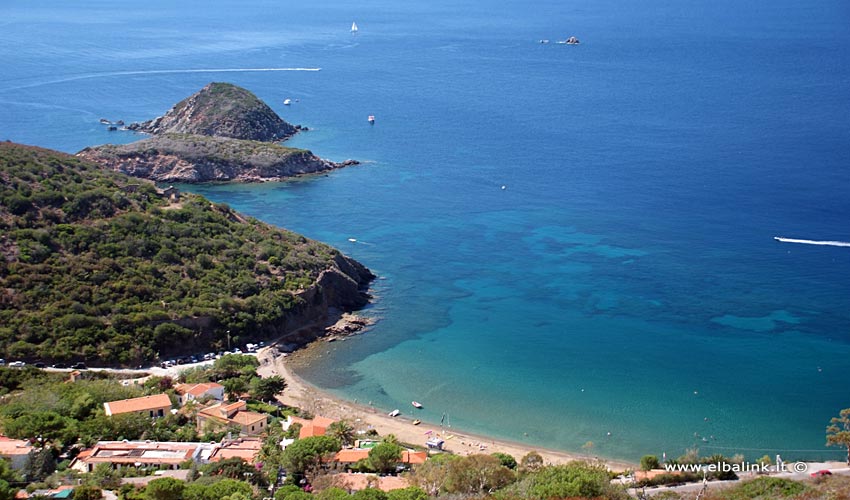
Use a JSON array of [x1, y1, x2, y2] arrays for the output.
[[126, 82, 297, 142], [83, 82, 358, 183]]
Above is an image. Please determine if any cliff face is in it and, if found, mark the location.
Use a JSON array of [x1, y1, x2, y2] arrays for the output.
[[127, 82, 297, 142], [78, 134, 358, 183]]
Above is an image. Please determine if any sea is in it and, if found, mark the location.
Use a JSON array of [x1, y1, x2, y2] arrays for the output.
[[2, 0, 849, 463]]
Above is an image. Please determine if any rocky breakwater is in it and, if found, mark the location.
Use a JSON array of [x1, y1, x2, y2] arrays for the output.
[[82, 82, 358, 183]]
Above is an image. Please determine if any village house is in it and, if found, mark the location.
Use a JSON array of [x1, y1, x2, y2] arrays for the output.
[[196, 401, 268, 436], [103, 394, 173, 418], [333, 449, 428, 468], [330, 473, 411, 492], [282, 414, 337, 439], [0, 436, 34, 470], [173, 382, 225, 406], [69, 441, 217, 473]]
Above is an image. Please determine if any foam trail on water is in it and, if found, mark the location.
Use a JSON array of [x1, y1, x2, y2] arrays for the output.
[[774, 237, 850, 248], [0, 67, 321, 93]]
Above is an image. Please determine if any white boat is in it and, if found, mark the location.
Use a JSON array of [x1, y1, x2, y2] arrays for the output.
[[388, 409, 400, 417], [283, 99, 291, 105], [351, 22, 359, 33], [411, 401, 423, 409], [368, 115, 375, 124]]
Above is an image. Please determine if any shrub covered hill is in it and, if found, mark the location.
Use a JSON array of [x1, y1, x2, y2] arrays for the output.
[[84, 82, 358, 183], [127, 82, 297, 141], [0, 142, 374, 366]]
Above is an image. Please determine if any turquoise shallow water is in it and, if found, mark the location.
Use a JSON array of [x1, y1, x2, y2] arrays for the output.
[[2, 0, 849, 461]]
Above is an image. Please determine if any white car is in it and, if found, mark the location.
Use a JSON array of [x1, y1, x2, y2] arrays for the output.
[[8, 361, 26, 368]]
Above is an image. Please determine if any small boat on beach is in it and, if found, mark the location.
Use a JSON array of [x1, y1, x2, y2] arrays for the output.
[[411, 401, 423, 409], [412, 419, 421, 425], [388, 409, 400, 417]]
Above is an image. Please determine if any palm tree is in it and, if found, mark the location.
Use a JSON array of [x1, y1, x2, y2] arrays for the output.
[[327, 420, 355, 447]]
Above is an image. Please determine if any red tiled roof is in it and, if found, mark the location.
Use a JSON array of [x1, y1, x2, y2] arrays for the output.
[[174, 383, 223, 397], [104, 394, 171, 416], [334, 473, 411, 492], [335, 449, 370, 463]]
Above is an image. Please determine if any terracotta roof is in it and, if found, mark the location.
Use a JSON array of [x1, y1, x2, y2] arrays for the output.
[[0, 436, 33, 456], [174, 383, 223, 397], [335, 448, 428, 465], [334, 473, 411, 492], [402, 450, 428, 464], [209, 438, 262, 464], [229, 411, 267, 426], [104, 394, 172, 416], [335, 449, 370, 463], [289, 415, 336, 439]]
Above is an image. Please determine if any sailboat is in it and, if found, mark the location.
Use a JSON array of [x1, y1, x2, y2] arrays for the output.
[[351, 22, 359, 33]]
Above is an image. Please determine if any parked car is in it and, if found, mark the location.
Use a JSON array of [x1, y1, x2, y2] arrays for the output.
[[0, 359, 5, 366], [71, 362, 87, 370], [8, 361, 25, 368], [51, 363, 67, 369], [811, 470, 832, 477], [33, 362, 46, 369]]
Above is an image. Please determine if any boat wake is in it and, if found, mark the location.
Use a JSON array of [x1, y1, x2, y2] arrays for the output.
[[774, 237, 850, 248], [0, 67, 322, 93]]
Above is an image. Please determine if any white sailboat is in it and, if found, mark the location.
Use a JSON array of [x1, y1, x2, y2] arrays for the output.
[[351, 21, 359, 33]]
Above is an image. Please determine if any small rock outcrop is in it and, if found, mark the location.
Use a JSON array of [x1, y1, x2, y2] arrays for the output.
[[79, 133, 359, 183], [127, 82, 297, 142]]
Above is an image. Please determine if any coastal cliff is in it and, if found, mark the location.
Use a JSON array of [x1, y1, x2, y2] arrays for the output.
[[0, 142, 373, 366], [127, 82, 297, 142], [78, 133, 358, 183]]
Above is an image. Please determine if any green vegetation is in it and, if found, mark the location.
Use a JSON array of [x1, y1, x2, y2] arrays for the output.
[[131, 83, 297, 142], [0, 142, 354, 365], [826, 407, 850, 464]]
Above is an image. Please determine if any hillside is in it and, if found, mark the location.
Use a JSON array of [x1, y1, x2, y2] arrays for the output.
[[0, 142, 373, 366], [127, 82, 298, 142], [78, 133, 358, 183]]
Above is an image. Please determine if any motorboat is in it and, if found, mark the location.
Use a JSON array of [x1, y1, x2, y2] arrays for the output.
[[388, 409, 400, 417], [411, 401, 423, 409]]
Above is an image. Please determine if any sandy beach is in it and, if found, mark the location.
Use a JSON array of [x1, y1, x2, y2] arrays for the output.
[[255, 342, 635, 471]]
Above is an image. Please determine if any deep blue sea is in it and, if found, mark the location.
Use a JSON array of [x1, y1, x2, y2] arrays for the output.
[[2, 0, 849, 462]]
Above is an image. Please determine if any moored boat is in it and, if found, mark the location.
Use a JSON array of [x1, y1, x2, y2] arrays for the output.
[[412, 401, 423, 409], [368, 115, 375, 124]]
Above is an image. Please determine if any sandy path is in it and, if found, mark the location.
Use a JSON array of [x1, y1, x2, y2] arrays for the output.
[[256, 346, 634, 471]]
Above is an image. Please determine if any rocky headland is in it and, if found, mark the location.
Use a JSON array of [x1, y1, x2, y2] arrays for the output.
[[79, 133, 358, 183]]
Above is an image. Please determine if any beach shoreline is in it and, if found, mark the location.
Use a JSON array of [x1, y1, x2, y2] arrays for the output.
[[256, 341, 636, 471]]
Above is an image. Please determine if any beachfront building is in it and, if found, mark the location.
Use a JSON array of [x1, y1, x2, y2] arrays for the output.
[[0, 436, 34, 470], [196, 401, 268, 436], [174, 382, 225, 406], [69, 441, 217, 473], [329, 473, 411, 492], [282, 415, 337, 439], [333, 449, 428, 469], [103, 394, 173, 418]]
